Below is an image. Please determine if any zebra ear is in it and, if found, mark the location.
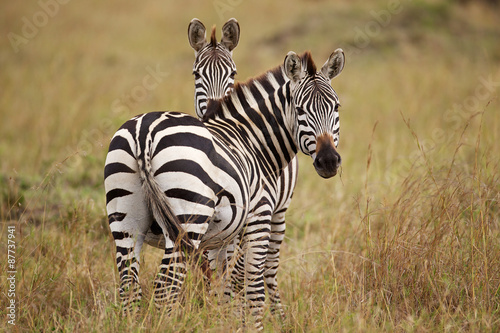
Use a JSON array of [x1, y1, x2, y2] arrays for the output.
[[221, 18, 240, 52], [284, 51, 304, 82], [188, 18, 207, 52], [321, 48, 345, 80]]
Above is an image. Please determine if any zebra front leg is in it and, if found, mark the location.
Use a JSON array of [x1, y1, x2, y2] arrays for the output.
[[224, 244, 245, 302], [206, 245, 232, 298], [241, 222, 271, 331], [154, 246, 187, 311], [265, 213, 286, 319]]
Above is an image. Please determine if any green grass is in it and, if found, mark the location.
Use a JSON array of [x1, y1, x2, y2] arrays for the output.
[[1, 0, 500, 331]]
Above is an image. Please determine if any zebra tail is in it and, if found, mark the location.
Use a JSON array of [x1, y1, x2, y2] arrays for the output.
[[138, 157, 196, 253]]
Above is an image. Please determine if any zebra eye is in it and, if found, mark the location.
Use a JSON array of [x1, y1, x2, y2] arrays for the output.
[[231, 71, 237, 77], [334, 104, 341, 111], [193, 71, 200, 78]]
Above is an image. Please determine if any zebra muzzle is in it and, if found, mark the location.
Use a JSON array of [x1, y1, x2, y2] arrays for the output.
[[313, 134, 341, 178]]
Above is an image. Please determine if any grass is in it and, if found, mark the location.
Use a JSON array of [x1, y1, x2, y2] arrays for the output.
[[1, 0, 500, 331]]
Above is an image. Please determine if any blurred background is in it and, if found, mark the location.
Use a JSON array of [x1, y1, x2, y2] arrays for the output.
[[1, 0, 498, 193], [1, 0, 499, 331]]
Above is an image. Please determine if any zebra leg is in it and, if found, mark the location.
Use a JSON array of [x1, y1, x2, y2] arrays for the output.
[[224, 241, 245, 301], [265, 157, 298, 319], [266, 212, 286, 319], [241, 219, 271, 331], [154, 244, 187, 310], [107, 177, 151, 313], [206, 245, 230, 297], [105, 131, 153, 313], [114, 229, 145, 314], [152, 214, 208, 311], [109, 204, 150, 314]]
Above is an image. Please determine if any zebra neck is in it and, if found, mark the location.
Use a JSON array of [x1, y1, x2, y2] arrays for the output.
[[207, 72, 297, 179]]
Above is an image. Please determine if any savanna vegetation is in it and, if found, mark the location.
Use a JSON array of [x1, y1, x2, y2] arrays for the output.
[[1, 0, 499, 331]]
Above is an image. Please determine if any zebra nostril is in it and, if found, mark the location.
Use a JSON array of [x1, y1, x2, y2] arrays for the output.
[[316, 153, 337, 169], [315, 155, 327, 169], [314, 150, 341, 177]]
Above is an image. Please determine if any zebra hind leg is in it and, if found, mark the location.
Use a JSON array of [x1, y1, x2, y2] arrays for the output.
[[117, 250, 142, 314], [113, 232, 145, 314], [154, 246, 187, 312]]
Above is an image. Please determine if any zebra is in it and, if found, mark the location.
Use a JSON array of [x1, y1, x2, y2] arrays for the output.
[[104, 49, 345, 329], [187, 18, 299, 317]]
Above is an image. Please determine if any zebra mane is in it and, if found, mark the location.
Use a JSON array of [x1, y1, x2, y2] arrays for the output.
[[203, 65, 284, 121], [210, 25, 217, 47], [203, 51, 315, 122], [302, 51, 316, 76]]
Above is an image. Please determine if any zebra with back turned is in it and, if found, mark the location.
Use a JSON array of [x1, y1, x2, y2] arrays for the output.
[[104, 49, 345, 330], [187, 18, 300, 317]]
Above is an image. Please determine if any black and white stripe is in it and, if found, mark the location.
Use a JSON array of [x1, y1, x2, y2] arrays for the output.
[[104, 49, 345, 329]]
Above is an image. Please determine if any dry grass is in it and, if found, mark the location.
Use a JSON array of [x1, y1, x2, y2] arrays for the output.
[[1, 0, 500, 331]]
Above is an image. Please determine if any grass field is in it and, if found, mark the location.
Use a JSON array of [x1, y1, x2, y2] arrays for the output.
[[1, 0, 500, 331]]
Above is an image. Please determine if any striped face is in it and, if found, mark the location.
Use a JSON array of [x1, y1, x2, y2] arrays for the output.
[[285, 50, 345, 179], [188, 18, 240, 119], [193, 43, 237, 118]]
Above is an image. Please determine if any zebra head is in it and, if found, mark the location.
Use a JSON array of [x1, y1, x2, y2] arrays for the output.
[[284, 49, 345, 179], [188, 18, 240, 118]]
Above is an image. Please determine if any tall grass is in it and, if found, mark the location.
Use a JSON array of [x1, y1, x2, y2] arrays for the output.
[[1, 0, 499, 331]]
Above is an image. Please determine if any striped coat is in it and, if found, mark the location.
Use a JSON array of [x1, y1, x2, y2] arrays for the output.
[[104, 49, 345, 329]]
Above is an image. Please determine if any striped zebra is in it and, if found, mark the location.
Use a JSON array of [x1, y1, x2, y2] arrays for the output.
[[187, 18, 299, 317], [104, 49, 345, 329]]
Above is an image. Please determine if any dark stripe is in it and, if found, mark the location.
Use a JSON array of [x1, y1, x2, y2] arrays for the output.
[[259, 75, 276, 95], [106, 188, 133, 204], [116, 246, 131, 256], [150, 112, 205, 141], [155, 159, 214, 183], [104, 162, 135, 179], [187, 231, 203, 241], [118, 117, 138, 138], [152, 132, 213, 159], [108, 212, 126, 224], [165, 188, 214, 208], [112, 231, 130, 240], [177, 214, 211, 224], [107, 135, 135, 158]]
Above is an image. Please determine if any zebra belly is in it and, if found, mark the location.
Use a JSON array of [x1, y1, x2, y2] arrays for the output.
[[143, 196, 246, 250], [200, 194, 246, 250]]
